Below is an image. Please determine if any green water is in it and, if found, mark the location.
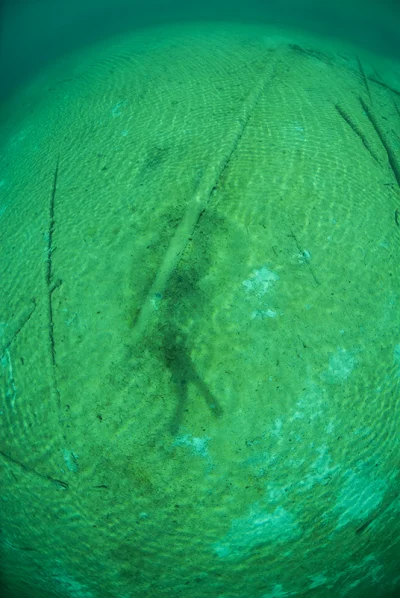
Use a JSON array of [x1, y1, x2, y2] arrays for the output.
[[0, 3, 400, 598]]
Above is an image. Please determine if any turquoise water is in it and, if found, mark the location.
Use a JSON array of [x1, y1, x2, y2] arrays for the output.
[[0, 3, 400, 598], [1, 1, 400, 100]]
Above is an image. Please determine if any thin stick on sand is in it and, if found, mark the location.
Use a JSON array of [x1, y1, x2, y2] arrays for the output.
[[131, 53, 280, 344]]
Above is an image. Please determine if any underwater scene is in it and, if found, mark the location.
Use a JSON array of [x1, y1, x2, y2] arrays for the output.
[[0, 1, 400, 597]]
